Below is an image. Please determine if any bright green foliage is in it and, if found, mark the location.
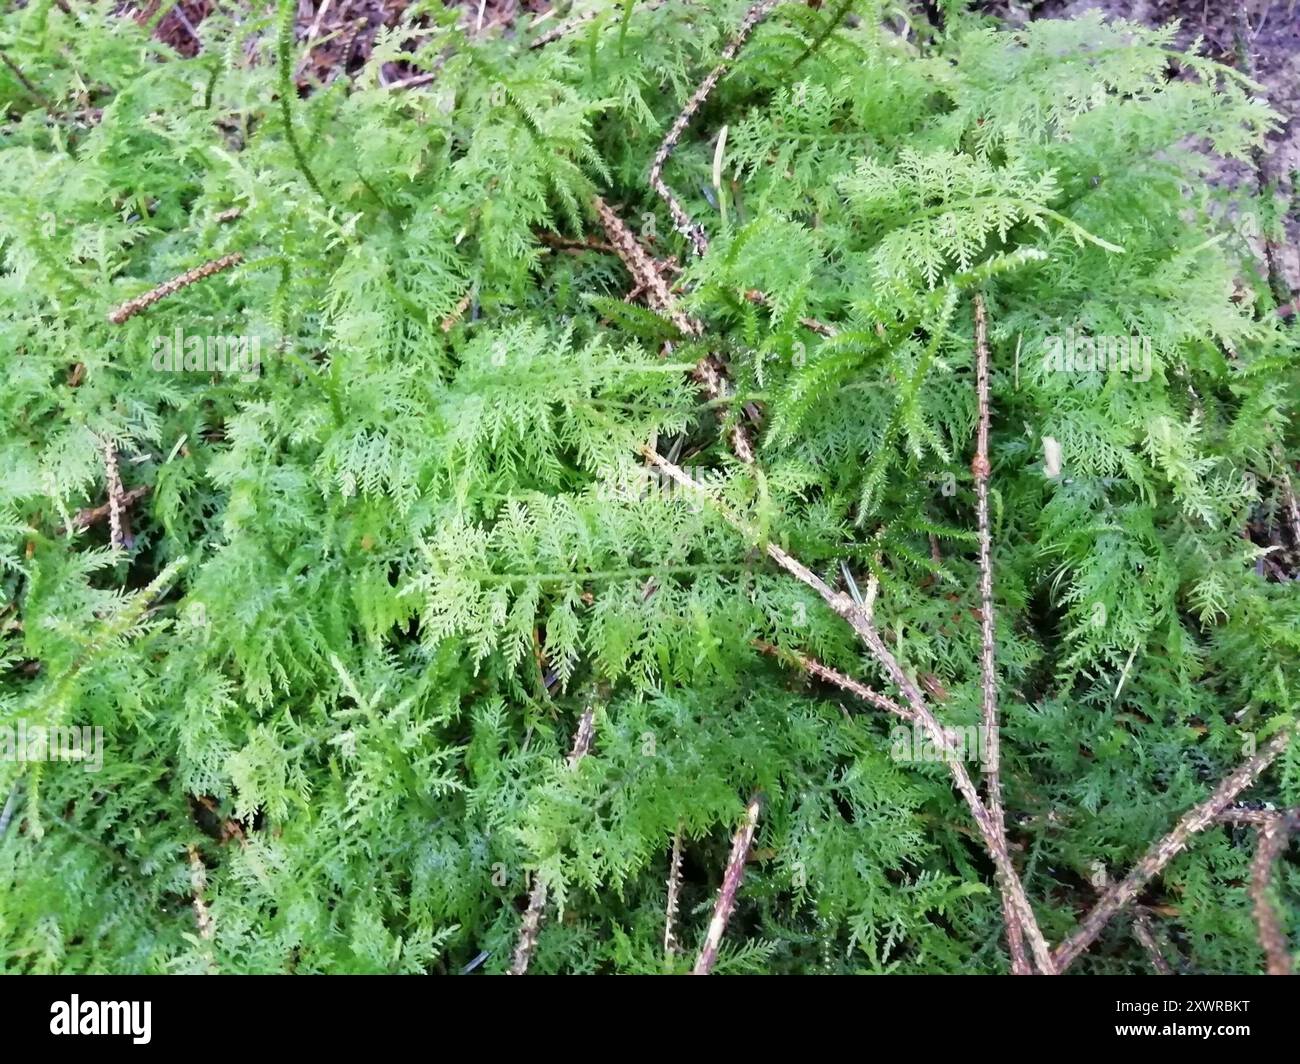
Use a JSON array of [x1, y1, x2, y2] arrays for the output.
[[0, 1, 1296, 974]]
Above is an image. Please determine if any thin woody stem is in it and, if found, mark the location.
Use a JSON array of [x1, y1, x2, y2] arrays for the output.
[[1053, 726, 1296, 972], [693, 792, 762, 974], [1249, 812, 1295, 975], [107, 253, 243, 325], [593, 195, 756, 463], [971, 294, 1031, 975], [1131, 911, 1173, 975], [187, 844, 216, 943], [643, 447, 1058, 974], [753, 639, 911, 722], [649, 0, 781, 256], [58, 485, 150, 536], [509, 702, 597, 975], [100, 435, 127, 551], [665, 826, 684, 961]]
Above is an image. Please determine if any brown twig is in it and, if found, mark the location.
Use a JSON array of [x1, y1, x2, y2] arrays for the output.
[[1233, 9, 1293, 313], [509, 876, 548, 976], [1131, 910, 1173, 975], [529, 7, 600, 49], [107, 252, 243, 325], [1217, 804, 1286, 827], [665, 825, 684, 960], [971, 294, 1031, 975], [1052, 726, 1296, 972], [592, 195, 757, 464], [743, 289, 838, 337], [100, 435, 128, 551], [645, 447, 1058, 974], [593, 196, 700, 338], [693, 791, 762, 974], [1249, 811, 1295, 975], [58, 485, 151, 536], [758, 638, 1027, 775], [753, 639, 910, 722], [440, 293, 472, 333], [537, 231, 616, 256], [509, 702, 596, 975], [649, 0, 781, 256], [1274, 454, 1300, 555]]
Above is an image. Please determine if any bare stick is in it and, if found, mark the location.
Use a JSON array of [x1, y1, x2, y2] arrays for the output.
[[1218, 804, 1295, 827], [101, 435, 127, 551], [593, 196, 757, 463], [58, 485, 150, 536], [649, 0, 781, 256], [758, 639, 1032, 774], [187, 844, 216, 942], [693, 792, 762, 974], [1131, 911, 1173, 975], [593, 196, 700, 337], [665, 826, 684, 960], [644, 447, 1058, 974], [107, 253, 243, 325], [566, 703, 596, 768], [530, 1, 679, 52], [1250, 813, 1294, 975], [971, 294, 1031, 975], [1274, 450, 1300, 554], [509, 877, 548, 976], [754, 639, 911, 722], [509, 702, 596, 975], [302, 0, 335, 57], [1053, 726, 1296, 972], [530, 8, 600, 50]]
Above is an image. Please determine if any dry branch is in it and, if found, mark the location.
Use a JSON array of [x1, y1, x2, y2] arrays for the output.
[[100, 435, 128, 551], [1053, 726, 1296, 972], [107, 252, 243, 325], [0, 49, 56, 111], [592, 195, 757, 463], [971, 294, 1031, 975], [1249, 812, 1294, 975], [649, 0, 781, 256], [509, 701, 597, 975], [665, 826, 684, 960], [753, 639, 911, 722], [1131, 911, 1173, 975], [58, 485, 151, 536], [693, 791, 762, 974], [187, 843, 215, 942], [643, 446, 1058, 974], [593, 195, 700, 338]]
